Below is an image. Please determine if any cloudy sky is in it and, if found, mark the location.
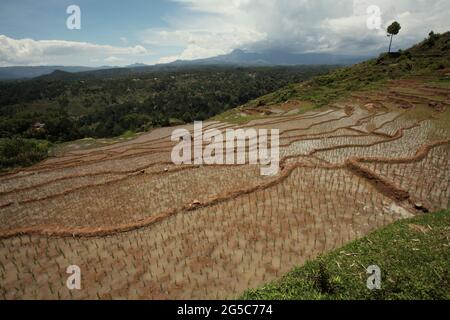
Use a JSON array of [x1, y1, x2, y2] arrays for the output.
[[1, 0, 449, 67]]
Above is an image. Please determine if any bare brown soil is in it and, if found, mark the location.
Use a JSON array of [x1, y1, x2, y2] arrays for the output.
[[0, 79, 449, 299]]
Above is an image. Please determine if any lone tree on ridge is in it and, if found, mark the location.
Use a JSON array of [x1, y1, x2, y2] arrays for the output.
[[387, 21, 401, 53]]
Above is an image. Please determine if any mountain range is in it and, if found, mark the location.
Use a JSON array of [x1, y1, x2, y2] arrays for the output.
[[0, 65, 116, 81], [167, 49, 370, 66], [0, 49, 370, 80]]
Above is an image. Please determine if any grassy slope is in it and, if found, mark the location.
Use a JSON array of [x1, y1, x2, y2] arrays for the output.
[[218, 31, 450, 123], [241, 210, 450, 300]]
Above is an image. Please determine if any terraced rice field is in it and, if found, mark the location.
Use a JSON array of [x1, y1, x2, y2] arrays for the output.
[[0, 79, 449, 299]]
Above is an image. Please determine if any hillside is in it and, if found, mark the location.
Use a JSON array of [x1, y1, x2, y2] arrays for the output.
[[236, 31, 450, 113], [0, 65, 337, 170]]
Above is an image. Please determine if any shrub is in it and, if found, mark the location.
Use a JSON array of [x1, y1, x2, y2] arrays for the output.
[[0, 138, 50, 170]]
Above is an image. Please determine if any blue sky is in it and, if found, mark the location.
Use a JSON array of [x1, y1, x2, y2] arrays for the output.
[[0, 0, 178, 45], [1, 0, 449, 66]]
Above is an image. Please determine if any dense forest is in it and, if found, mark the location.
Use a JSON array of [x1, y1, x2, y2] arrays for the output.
[[0, 65, 337, 169], [0, 65, 337, 141]]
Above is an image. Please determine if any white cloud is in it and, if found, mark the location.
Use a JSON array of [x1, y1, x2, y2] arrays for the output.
[[142, 12, 267, 63], [105, 56, 122, 63], [0, 35, 148, 67], [143, 27, 266, 63], [147, 0, 450, 62]]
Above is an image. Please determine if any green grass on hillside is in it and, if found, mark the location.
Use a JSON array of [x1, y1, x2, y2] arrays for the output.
[[241, 210, 450, 300], [212, 109, 266, 124], [239, 31, 450, 112], [428, 78, 450, 89]]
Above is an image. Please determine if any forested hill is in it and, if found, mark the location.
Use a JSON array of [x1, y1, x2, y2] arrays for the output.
[[0, 65, 336, 143]]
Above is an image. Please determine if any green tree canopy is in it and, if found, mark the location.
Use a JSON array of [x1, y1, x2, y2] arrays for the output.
[[387, 21, 401, 36]]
